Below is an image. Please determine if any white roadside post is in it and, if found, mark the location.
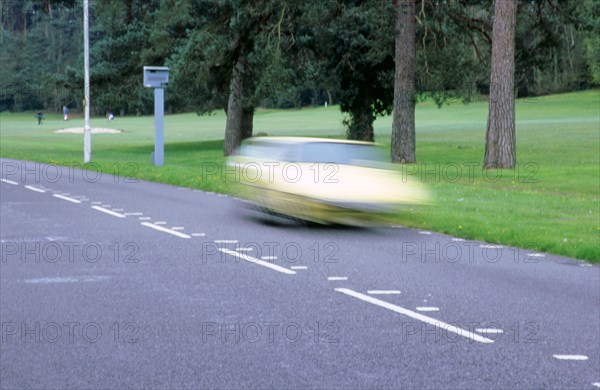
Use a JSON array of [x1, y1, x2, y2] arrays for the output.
[[83, 0, 91, 163], [143, 66, 169, 166]]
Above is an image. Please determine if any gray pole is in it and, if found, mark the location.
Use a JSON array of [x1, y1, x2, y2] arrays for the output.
[[153, 88, 164, 166], [83, 0, 91, 163]]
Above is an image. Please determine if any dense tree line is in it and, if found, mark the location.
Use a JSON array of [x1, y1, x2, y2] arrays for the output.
[[1, 0, 598, 160]]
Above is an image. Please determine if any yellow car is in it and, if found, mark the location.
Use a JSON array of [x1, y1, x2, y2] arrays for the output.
[[228, 137, 431, 226]]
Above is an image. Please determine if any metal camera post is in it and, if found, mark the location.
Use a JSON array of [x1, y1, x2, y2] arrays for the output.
[[143, 66, 169, 166]]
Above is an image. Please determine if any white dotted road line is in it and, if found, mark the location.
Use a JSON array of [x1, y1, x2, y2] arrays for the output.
[[419, 231, 432, 235], [53, 194, 81, 203], [139, 217, 151, 221], [124, 212, 143, 216], [527, 253, 545, 258], [214, 240, 238, 244], [327, 276, 348, 281], [219, 248, 295, 275], [290, 266, 308, 270], [451, 238, 465, 242], [261, 256, 277, 260], [91, 206, 125, 218], [480, 244, 503, 249], [0, 178, 18, 185], [191, 233, 206, 237], [171, 227, 185, 230], [141, 222, 191, 239], [153, 221, 167, 225], [334, 288, 493, 344]]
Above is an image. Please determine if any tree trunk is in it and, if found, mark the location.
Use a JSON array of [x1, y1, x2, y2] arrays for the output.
[[241, 107, 254, 140], [391, 0, 416, 164], [484, 0, 517, 169], [223, 59, 245, 156], [347, 109, 374, 142]]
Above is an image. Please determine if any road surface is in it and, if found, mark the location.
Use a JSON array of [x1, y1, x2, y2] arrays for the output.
[[1, 158, 598, 389]]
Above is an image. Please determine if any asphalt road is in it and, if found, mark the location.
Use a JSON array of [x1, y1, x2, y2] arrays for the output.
[[1, 158, 598, 389]]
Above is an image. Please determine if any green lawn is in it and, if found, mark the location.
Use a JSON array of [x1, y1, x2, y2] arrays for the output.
[[1, 90, 598, 261]]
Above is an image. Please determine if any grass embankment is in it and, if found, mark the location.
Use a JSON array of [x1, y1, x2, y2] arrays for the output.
[[1, 90, 598, 261]]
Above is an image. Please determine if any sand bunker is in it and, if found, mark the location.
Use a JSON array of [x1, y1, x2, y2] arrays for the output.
[[54, 127, 122, 134]]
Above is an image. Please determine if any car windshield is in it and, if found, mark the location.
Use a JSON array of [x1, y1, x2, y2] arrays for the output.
[[238, 140, 388, 168], [299, 142, 386, 167]]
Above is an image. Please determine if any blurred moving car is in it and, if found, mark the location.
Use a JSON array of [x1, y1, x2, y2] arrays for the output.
[[228, 137, 431, 226]]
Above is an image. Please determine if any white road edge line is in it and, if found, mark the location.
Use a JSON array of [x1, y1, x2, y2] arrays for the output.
[[141, 222, 191, 239], [1, 178, 18, 185], [328, 276, 348, 281], [91, 206, 125, 218], [334, 288, 494, 344], [219, 248, 295, 275], [24, 185, 46, 193], [53, 194, 81, 204], [552, 354, 588, 361], [367, 290, 401, 295]]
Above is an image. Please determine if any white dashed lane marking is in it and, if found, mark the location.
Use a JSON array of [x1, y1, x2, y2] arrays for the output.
[[24, 185, 46, 193], [124, 212, 143, 216], [327, 277, 348, 281], [91, 206, 125, 218], [261, 256, 277, 260], [416, 307, 440, 312], [153, 221, 167, 225], [480, 244, 502, 249], [141, 222, 191, 239], [552, 355, 588, 361], [527, 253, 545, 258], [367, 290, 401, 295], [219, 248, 295, 275], [475, 328, 504, 334], [53, 194, 81, 203], [419, 231, 432, 235], [335, 288, 493, 344], [291, 266, 308, 270], [191, 233, 206, 237], [139, 217, 151, 221], [1, 178, 18, 185], [214, 240, 238, 244]]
